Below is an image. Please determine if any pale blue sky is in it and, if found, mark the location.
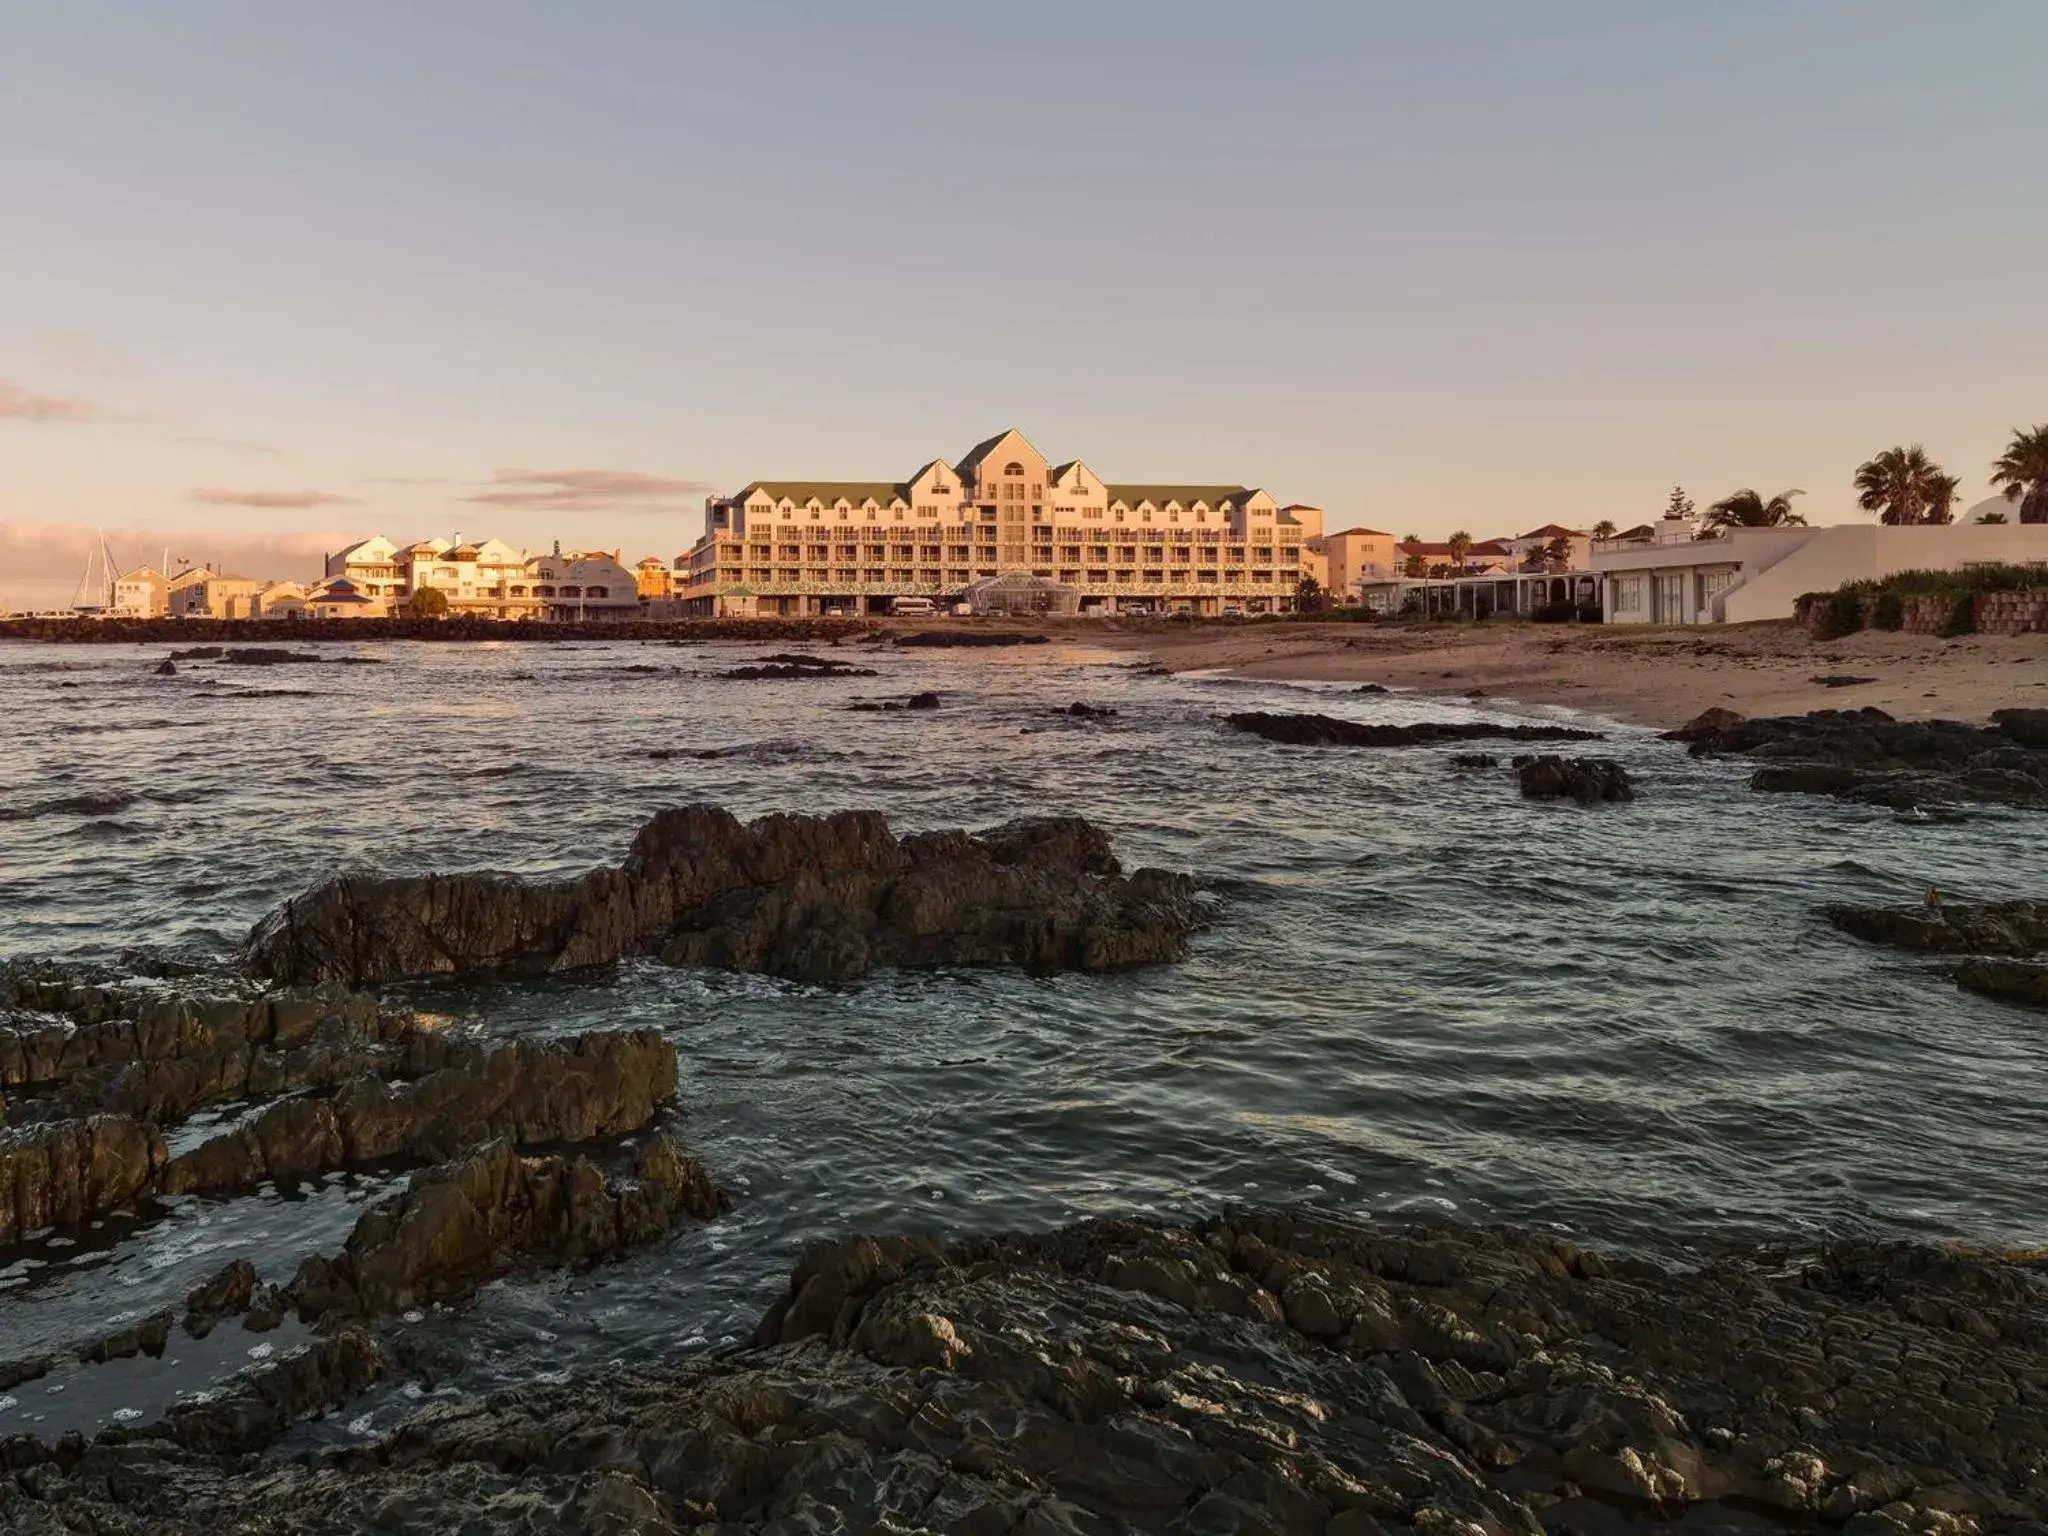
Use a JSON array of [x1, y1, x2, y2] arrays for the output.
[[2, 2, 2042, 599]]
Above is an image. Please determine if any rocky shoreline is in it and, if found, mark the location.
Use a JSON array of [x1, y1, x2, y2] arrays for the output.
[[2, 1206, 2042, 1533]]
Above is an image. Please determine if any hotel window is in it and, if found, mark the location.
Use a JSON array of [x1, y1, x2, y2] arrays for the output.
[[1004, 461, 1023, 476], [1114, 508, 1126, 523], [810, 509, 821, 521]]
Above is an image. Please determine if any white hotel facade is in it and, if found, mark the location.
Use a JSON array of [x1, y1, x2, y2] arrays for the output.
[[677, 428, 1319, 616]]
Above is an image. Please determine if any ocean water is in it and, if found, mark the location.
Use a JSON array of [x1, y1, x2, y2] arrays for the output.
[[2, 634, 2044, 1441]]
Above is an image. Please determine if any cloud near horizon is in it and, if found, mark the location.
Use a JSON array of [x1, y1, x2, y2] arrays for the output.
[[0, 518, 347, 598], [0, 378, 95, 423], [462, 467, 716, 512], [189, 486, 360, 510]]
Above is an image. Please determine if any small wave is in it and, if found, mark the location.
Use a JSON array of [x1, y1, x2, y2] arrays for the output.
[[0, 791, 139, 822], [202, 689, 325, 699]]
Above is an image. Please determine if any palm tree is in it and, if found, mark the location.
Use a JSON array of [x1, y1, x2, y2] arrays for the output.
[[1923, 473, 1961, 526], [1854, 444, 1948, 525], [1446, 530, 1473, 575], [1705, 488, 1806, 530], [1590, 519, 1617, 541], [1991, 424, 2048, 524], [1544, 534, 1573, 572]]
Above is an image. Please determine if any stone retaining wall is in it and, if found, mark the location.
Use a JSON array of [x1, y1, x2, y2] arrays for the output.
[[1800, 589, 2048, 636]]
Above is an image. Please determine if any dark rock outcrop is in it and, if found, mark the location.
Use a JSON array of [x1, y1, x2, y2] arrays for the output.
[[245, 805, 1206, 987], [1811, 673, 1878, 687], [0, 1114, 167, 1243], [161, 1029, 677, 1196], [847, 690, 942, 712], [152, 659, 175, 676], [1827, 898, 2048, 956], [7, 1208, 2046, 1533], [1227, 711, 1602, 749], [1517, 755, 1635, 803], [1449, 752, 1497, 769], [220, 648, 321, 665], [184, 1259, 258, 1337], [1056, 701, 1117, 718], [724, 654, 878, 679], [1827, 898, 2048, 1011], [1954, 958, 2048, 1009], [3, 1030, 674, 1241], [1669, 707, 2048, 810], [285, 1132, 723, 1321], [2, 980, 409, 1127], [1993, 707, 2048, 749], [167, 646, 221, 661], [893, 630, 1049, 647]]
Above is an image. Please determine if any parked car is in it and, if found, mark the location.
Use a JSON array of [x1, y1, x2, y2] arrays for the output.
[[1220, 605, 1245, 619]]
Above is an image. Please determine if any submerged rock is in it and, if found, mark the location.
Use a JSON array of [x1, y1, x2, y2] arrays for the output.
[[245, 805, 1207, 987], [1056, 701, 1117, 718], [1227, 711, 1601, 749], [1517, 755, 1635, 803], [153, 659, 175, 676], [1449, 752, 1497, 769], [220, 648, 321, 666], [9, 1208, 2046, 1533], [847, 690, 942, 712], [1669, 707, 2048, 810]]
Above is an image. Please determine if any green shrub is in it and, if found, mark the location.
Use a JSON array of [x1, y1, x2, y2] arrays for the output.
[[1531, 600, 1576, 623], [1870, 590, 1905, 631], [1939, 592, 1976, 638], [1812, 588, 1865, 640]]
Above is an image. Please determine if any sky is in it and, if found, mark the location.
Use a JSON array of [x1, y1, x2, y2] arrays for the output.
[[2, 0, 2043, 609]]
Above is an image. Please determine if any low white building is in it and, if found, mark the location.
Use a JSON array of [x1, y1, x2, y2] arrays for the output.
[[1592, 521, 2048, 624]]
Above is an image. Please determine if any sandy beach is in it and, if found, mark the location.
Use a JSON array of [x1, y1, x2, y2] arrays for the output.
[[1102, 619, 2048, 729]]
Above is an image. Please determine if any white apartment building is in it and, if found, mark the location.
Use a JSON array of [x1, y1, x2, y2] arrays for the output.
[[322, 535, 641, 621], [1592, 520, 2048, 624], [678, 427, 1310, 616]]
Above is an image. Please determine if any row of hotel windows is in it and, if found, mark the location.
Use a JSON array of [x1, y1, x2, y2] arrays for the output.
[[730, 547, 1289, 563], [736, 570, 1288, 585], [746, 503, 1270, 525]]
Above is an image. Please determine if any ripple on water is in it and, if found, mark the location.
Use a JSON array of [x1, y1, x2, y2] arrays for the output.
[[1, 635, 2045, 1425]]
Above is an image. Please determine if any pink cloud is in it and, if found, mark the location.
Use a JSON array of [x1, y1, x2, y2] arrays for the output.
[[462, 467, 716, 512], [189, 486, 360, 510], [0, 519, 350, 608], [0, 378, 95, 423]]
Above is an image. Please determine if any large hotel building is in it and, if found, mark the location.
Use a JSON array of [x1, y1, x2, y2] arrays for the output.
[[676, 428, 1321, 616]]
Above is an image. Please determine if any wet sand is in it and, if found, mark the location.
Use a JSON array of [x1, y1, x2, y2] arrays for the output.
[[1100, 619, 2048, 729]]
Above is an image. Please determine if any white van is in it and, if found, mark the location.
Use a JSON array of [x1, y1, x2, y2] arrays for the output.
[[890, 596, 937, 617]]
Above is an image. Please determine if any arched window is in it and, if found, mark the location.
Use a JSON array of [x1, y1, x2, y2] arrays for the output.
[[1003, 461, 1024, 476]]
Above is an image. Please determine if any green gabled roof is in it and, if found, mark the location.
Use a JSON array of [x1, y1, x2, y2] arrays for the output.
[[1104, 484, 1255, 510], [733, 480, 909, 506], [955, 429, 1029, 477]]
